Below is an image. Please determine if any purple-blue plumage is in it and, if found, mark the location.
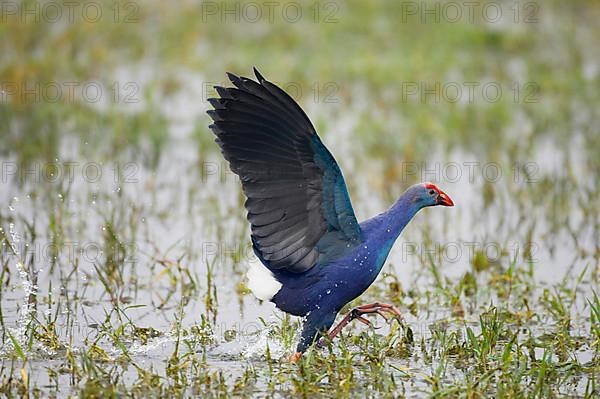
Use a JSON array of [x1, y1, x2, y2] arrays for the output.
[[207, 69, 454, 356]]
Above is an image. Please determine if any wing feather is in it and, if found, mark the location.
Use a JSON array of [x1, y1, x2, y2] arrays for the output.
[[207, 68, 362, 272]]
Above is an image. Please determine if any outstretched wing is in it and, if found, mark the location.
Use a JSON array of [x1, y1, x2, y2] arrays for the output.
[[207, 68, 361, 273]]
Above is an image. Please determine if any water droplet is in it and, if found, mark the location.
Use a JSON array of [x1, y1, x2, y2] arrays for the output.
[[326, 289, 331, 294], [8, 197, 18, 211]]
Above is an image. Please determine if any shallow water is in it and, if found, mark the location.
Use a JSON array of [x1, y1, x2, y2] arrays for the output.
[[1, 95, 597, 395]]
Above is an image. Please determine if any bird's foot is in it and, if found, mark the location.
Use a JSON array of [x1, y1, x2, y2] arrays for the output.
[[325, 302, 403, 342], [354, 302, 403, 322]]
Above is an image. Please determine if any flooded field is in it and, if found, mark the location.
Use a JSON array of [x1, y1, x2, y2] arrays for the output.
[[1, 0, 599, 397]]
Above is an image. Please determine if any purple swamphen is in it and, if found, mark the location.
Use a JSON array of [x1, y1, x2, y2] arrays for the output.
[[207, 68, 454, 361]]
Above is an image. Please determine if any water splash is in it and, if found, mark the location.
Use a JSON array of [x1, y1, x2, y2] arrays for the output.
[[126, 333, 179, 356], [4, 222, 39, 355], [241, 321, 287, 360]]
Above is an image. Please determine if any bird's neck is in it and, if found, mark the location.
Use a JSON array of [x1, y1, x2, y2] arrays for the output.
[[351, 191, 422, 281], [366, 193, 422, 262], [383, 193, 421, 238]]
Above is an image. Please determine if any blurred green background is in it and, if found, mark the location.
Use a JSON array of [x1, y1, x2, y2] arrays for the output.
[[2, 0, 598, 173]]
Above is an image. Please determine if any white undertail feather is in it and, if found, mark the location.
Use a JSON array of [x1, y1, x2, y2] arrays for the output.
[[247, 263, 282, 301]]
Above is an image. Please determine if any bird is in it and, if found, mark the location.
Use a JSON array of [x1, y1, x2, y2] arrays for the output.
[[207, 68, 454, 361]]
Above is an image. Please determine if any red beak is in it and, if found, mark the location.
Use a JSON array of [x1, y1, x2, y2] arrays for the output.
[[437, 190, 454, 207]]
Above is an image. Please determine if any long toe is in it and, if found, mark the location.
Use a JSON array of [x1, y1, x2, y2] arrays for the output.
[[381, 306, 403, 319], [373, 303, 403, 320], [375, 309, 391, 322]]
